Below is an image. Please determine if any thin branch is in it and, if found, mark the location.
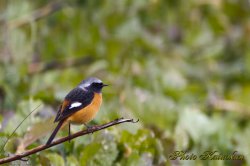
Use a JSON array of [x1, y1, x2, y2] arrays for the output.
[[0, 104, 41, 152], [0, 118, 139, 164]]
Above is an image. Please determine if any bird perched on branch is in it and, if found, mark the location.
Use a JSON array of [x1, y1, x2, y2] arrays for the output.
[[46, 77, 108, 145]]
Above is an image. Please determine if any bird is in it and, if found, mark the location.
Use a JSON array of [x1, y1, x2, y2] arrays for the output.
[[46, 77, 108, 145]]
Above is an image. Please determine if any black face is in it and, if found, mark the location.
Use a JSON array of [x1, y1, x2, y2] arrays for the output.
[[88, 82, 107, 93]]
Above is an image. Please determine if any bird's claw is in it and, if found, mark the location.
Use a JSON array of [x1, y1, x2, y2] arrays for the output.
[[131, 118, 139, 123], [19, 157, 29, 162]]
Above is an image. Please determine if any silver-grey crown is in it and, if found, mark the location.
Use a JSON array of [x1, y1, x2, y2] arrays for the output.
[[78, 77, 102, 89]]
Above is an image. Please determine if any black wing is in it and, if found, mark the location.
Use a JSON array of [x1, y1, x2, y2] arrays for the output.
[[54, 87, 94, 122]]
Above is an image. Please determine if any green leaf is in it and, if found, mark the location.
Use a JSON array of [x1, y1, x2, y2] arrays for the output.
[[80, 141, 118, 166], [66, 155, 79, 166], [46, 153, 65, 166], [175, 107, 217, 145]]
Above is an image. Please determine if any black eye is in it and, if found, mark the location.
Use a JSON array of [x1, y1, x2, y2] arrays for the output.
[[92, 82, 103, 87]]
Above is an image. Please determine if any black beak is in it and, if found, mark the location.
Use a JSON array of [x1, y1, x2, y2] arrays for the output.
[[102, 84, 109, 87]]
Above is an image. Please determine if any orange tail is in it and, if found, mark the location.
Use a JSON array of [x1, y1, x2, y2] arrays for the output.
[[46, 120, 65, 145]]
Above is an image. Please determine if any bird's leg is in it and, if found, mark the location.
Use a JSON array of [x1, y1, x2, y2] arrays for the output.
[[83, 123, 91, 129], [68, 121, 71, 142], [83, 123, 94, 134]]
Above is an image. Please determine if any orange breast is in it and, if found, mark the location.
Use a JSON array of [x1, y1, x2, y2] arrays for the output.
[[66, 93, 102, 124]]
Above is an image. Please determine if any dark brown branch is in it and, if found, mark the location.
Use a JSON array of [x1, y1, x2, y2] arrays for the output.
[[0, 118, 138, 164]]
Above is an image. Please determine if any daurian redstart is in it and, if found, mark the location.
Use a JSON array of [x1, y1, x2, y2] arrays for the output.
[[46, 77, 108, 145]]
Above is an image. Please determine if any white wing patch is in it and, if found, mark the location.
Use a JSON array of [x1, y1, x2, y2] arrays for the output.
[[69, 102, 82, 109]]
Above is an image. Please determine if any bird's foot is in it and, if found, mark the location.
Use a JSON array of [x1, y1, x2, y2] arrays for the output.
[[83, 123, 95, 134]]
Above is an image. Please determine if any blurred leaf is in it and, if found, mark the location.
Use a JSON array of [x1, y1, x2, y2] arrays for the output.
[[118, 129, 164, 165], [236, 124, 250, 164], [39, 154, 51, 166], [4, 137, 20, 153], [80, 143, 101, 166], [46, 153, 65, 166], [16, 117, 55, 153], [80, 134, 118, 166], [66, 155, 79, 166], [175, 107, 217, 144]]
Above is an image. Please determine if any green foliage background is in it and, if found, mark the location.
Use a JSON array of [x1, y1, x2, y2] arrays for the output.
[[0, 0, 250, 165]]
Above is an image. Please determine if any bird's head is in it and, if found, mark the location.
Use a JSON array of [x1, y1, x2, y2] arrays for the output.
[[78, 77, 108, 93]]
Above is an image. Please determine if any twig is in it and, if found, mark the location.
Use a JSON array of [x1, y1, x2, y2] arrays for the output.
[[0, 104, 41, 152], [0, 118, 139, 164]]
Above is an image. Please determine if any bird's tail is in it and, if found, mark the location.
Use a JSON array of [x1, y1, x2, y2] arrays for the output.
[[46, 120, 65, 145]]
